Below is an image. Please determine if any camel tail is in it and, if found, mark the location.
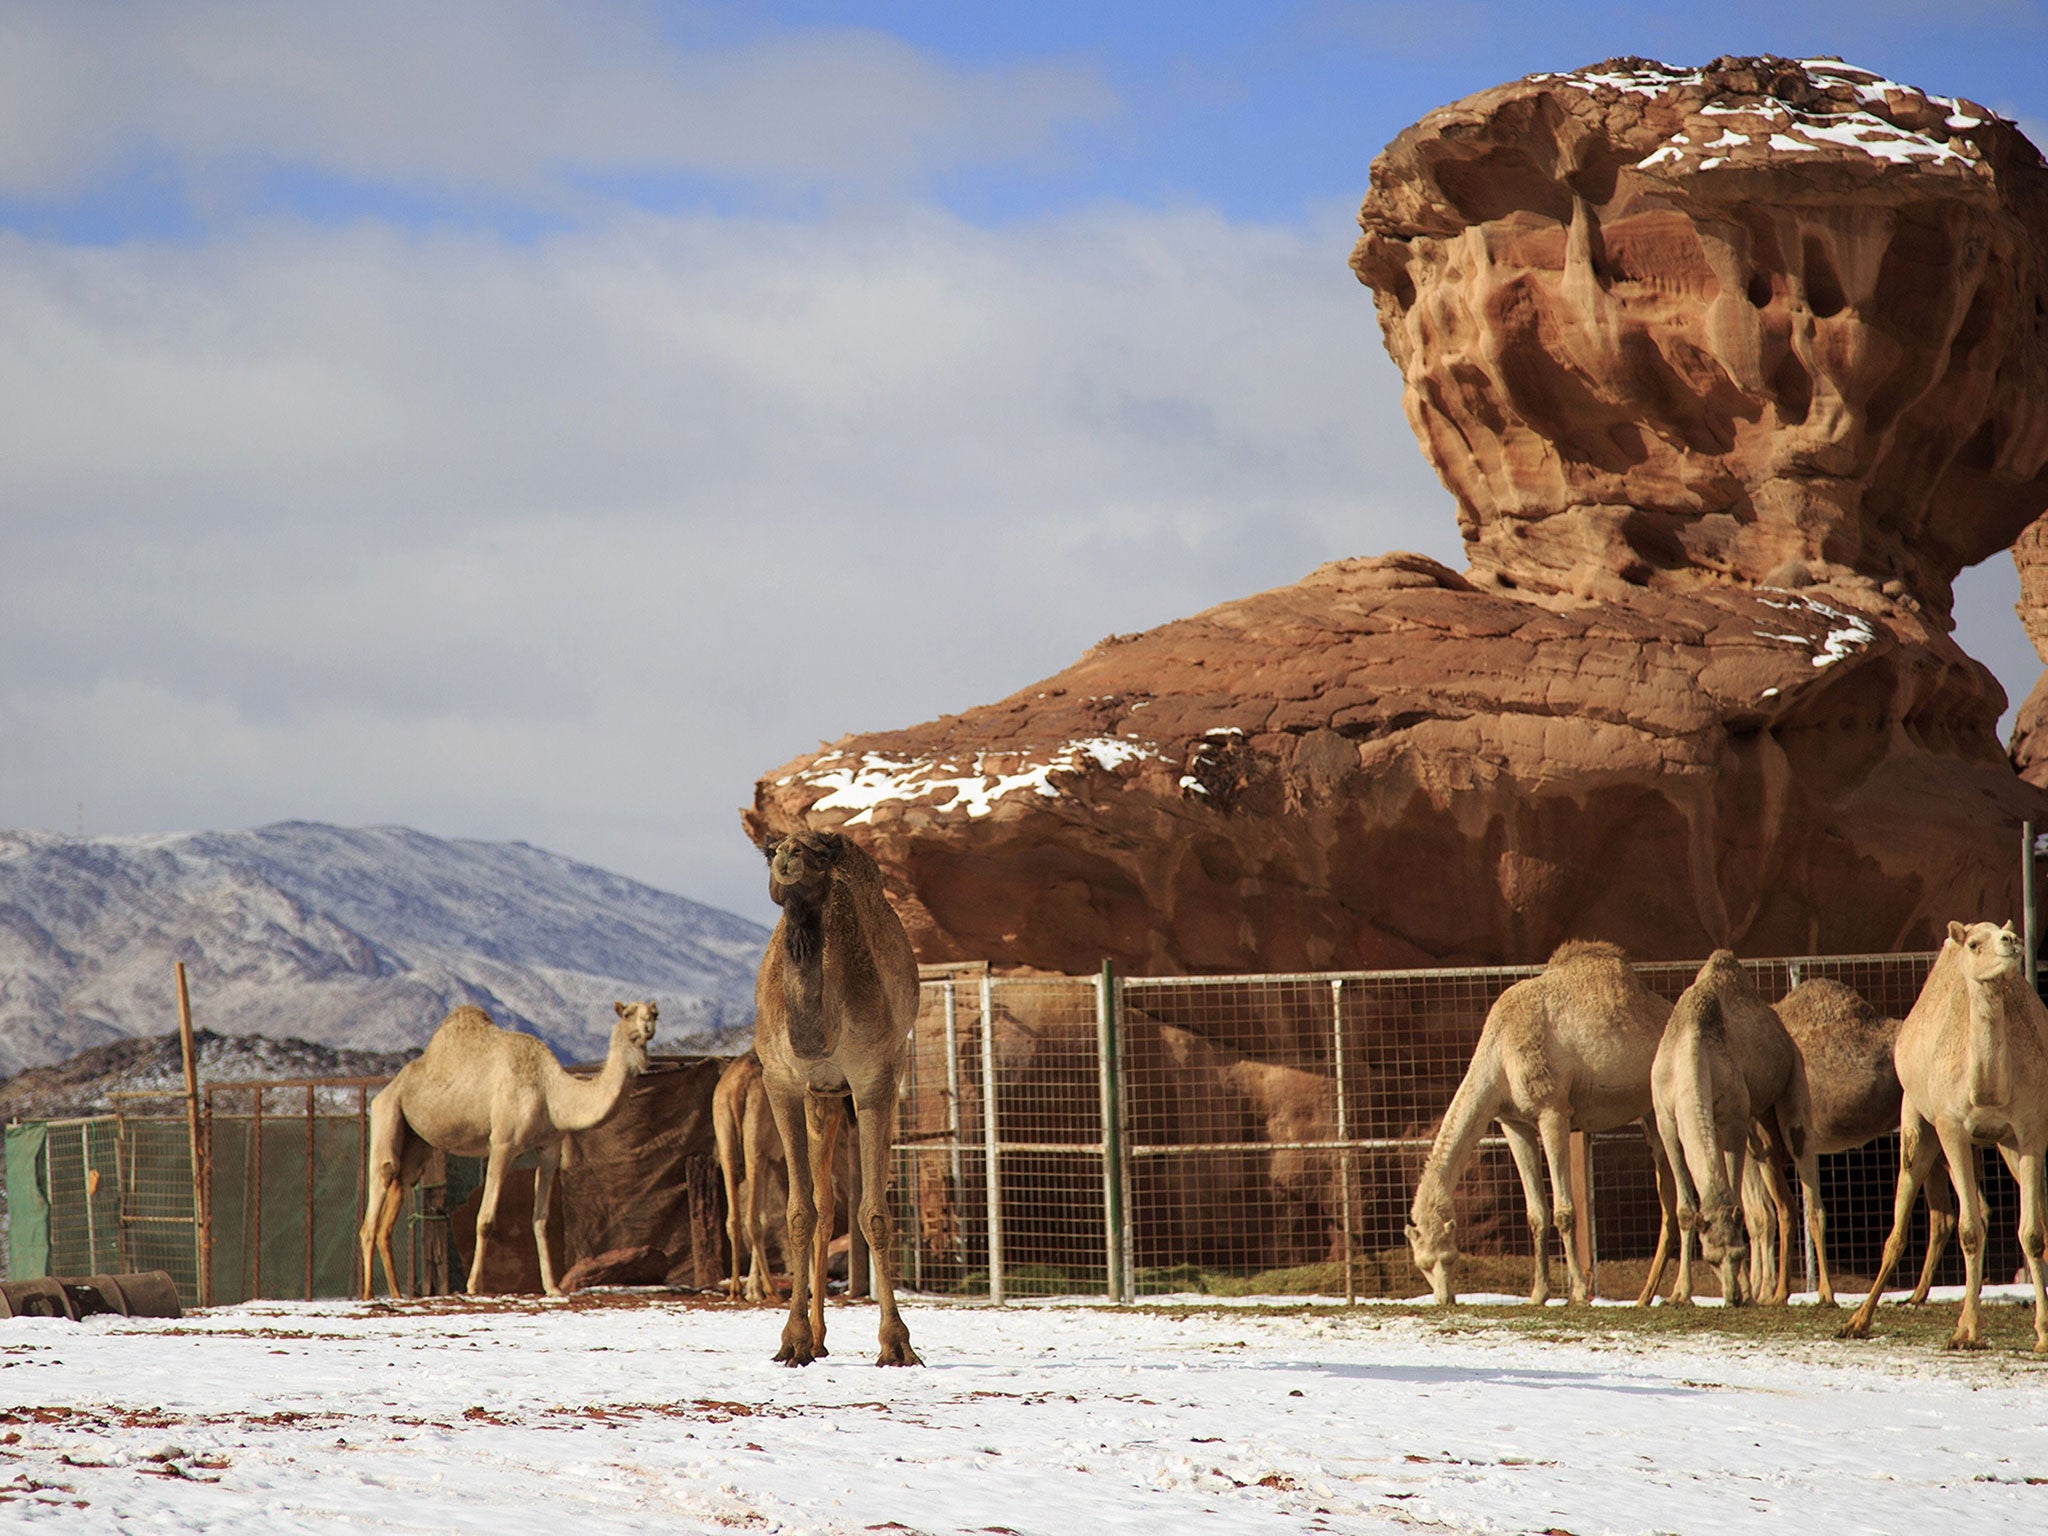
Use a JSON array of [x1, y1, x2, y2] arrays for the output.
[[1676, 996, 1733, 1218]]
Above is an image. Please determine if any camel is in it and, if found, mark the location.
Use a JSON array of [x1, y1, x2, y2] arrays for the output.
[[1842, 921, 2048, 1350], [1741, 977, 1955, 1304], [713, 1049, 864, 1303], [1408, 940, 1679, 1307], [753, 829, 921, 1366], [1645, 952, 1831, 1306], [358, 1001, 657, 1299]]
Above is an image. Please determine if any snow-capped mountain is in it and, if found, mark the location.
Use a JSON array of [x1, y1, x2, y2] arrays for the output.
[[0, 822, 769, 1078]]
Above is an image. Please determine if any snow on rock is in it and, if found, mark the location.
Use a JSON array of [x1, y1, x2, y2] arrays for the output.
[[1755, 595, 1880, 668], [800, 736, 1167, 824]]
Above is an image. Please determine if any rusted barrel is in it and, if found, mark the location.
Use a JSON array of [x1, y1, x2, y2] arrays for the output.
[[0, 1271, 182, 1321]]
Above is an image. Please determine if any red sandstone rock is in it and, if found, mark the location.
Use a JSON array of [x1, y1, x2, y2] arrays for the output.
[[1353, 57, 2048, 613], [749, 551, 2037, 970], [2008, 520, 2048, 786], [746, 59, 2048, 974]]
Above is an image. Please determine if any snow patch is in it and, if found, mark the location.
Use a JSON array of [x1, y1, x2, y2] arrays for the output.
[[1755, 595, 1879, 668], [802, 737, 1165, 823]]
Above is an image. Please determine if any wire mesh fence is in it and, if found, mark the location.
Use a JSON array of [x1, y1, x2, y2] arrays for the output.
[[11, 949, 1954, 1310], [886, 950, 1947, 1304]]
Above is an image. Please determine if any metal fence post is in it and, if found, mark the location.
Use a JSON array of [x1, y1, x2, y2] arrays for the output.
[[1097, 960, 1127, 1303], [2025, 820, 2038, 993], [979, 973, 1004, 1305], [943, 981, 963, 1200], [1331, 978, 1356, 1306]]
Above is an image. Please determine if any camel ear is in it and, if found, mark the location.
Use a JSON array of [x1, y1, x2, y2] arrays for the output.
[[761, 835, 783, 861], [614, 1001, 628, 1019], [819, 831, 846, 859], [2003, 920, 2018, 936], [1948, 920, 1968, 945]]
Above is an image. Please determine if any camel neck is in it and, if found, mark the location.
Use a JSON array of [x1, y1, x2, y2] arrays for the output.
[[544, 1032, 639, 1133], [1964, 974, 2015, 1108]]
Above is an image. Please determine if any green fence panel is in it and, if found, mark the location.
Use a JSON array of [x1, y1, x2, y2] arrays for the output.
[[4, 1123, 50, 1281]]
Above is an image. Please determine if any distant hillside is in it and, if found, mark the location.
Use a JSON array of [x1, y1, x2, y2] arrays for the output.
[[0, 823, 769, 1077], [0, 1029, 421, 1122]]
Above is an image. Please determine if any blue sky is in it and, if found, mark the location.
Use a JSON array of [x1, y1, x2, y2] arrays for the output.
[[3, 1, 2045, 922]]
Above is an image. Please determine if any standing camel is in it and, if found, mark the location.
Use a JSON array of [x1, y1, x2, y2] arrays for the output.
[[1842, 921, 2048, 1350], [1646, 952, 1830, 1306], [1742, 977, 1954, 1304], [358, 1001, 657, 1299], [753, 829, 921, 1366], [1408, 940, 1678, 1306], [713, 1049, 864, 1303]]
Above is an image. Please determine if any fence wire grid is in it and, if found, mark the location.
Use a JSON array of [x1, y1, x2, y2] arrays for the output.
[[14, 949, 1961, 1308], [888, 951, 1944, 1303]]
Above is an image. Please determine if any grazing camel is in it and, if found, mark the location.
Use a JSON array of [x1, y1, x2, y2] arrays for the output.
[[1408, 940, 1679, 1307], [1742, 978, 1954, 1304], [753, 829, 921, 1366], [713, 1050, 864, 1303], [1843, 921, 2048, 1350], [1646, 952, 1830, 1306], [359, 1001, 657, 1299]]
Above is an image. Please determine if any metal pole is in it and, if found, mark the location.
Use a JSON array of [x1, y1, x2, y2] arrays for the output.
[[979, 974, 1004, 1305], [174, 962, 211, 1307], [2025, 820, 2038, 994], [1097, 961, 1127, 1303], [1331, 978, 1356, 1306], [81, 1127, 100, 1275], [304, 1085, 316, 1301], [251, 1088, 264, 1300], [943, 981, 963, 1197]]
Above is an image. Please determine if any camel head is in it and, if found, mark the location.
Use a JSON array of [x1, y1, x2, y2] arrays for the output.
[[1405, 1210, 1458, 1304], [1947, 919, 2022, 987], [611, 1000, 658, 1073], [764, 830, 846, 910]]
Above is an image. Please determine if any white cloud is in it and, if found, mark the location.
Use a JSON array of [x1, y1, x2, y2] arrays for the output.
[[0, 197, 1455, 920], [0, 1, 1117, 203]]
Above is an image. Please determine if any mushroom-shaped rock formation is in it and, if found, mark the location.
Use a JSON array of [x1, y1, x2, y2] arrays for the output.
[[748, 58, 2048, 974], [1353, 56, 2048, 611]]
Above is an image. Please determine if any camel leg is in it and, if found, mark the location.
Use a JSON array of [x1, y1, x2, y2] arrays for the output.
[[852, 1070, 920, 1366], [845, 1102, 870, 1299], [2002, 1146, 2048, 1352], [1657, 1102, 1702, 1306], [1843, 1110, 1944, 1338], [1792, 1143, 1833, 1308], [532, 1143, 562, 1297], [807, 1095, 840, 1357], [743, 1094, 778, 1302], [1716, 1140, 1751, 1307], [1636, 1120, 1677, 1306], [715, 1088, 745, 1302], [1499, 1120, 1554, 1306], [360, 1095, 407, 1300], [1906, 1160, 1956, 1305], [766, 1084, 820, 1366], [1748, 1117, 1796, 1304], [1934, 1119, 1989, 1349], [1738, 1150, 1782, 1303], [467, 1143, 513, 1296], [1534, 1111, 1587, 1304]]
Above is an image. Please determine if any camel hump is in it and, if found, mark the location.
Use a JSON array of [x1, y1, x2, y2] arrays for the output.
[[1545, 938, 1629, 969]]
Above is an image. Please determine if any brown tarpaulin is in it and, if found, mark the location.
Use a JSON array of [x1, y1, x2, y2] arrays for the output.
[[451, 1057, 725, 1292]]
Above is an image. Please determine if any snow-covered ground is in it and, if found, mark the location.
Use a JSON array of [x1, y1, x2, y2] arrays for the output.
[[5, 1288, 2048, 1533]]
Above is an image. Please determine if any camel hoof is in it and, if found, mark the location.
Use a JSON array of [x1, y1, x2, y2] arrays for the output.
[[877, 1323, 920, 1367], [1944, 1335, 1987, 1352]]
